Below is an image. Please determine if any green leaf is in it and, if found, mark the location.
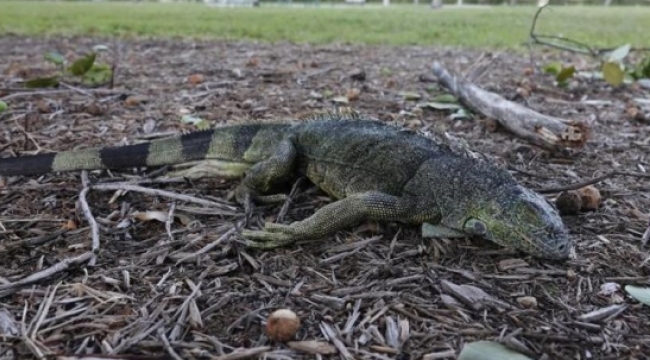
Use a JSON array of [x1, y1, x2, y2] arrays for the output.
[[458, 341, 533, 360], [602, 61, 625, 86], [625, 285, 650, 306], [398, 91, 421, 101], [421, 102, 462, 110], [556, 65, 575, 85], [431, 93, 458, 103], [93, 44, 110, 52], [25, 76, 59, 88], [0, 100, 7, 113], [81, 63, 112, 86], [44, 51, 65, 66], [181, 114, 209, 130], [450, 107, 472, 120], [68, 52, 96, 76], [632, 56, 650, 80], [607, 44, 631, 63], [543, 62, 562, 75]]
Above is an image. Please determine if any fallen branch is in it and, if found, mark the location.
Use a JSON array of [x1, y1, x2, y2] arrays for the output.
[[431, 61, 589, 154], [535, 170, 650, 194], [90, 182, 239, 215], [0, 252, 94, 298]]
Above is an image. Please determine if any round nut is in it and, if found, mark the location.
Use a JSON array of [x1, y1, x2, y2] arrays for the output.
[[555, 190, 582, 215], [265, 309, 300, 342], [577, 185, 601, 211]]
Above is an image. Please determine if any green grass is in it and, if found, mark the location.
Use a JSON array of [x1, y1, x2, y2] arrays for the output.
[[0, 1, 649, 49]]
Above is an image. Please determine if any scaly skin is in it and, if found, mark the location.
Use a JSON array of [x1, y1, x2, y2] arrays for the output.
[[0, 110, 571, 259]]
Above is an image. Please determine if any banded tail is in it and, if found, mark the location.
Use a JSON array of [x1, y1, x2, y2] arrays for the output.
[[0, 123, 291, 177]]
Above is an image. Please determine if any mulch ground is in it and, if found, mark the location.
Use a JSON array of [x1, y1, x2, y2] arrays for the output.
[[1, 34, 650, 360]]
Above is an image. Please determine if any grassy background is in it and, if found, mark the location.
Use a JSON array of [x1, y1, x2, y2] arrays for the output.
[[0, 1, 648, 49]]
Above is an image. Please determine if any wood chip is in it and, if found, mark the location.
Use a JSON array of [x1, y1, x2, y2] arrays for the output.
[[287, 340, 337, 355]]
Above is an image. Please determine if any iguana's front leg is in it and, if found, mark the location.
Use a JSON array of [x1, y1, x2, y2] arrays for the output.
[[234, 137, 298, 216], [241, 191, 427, 248]]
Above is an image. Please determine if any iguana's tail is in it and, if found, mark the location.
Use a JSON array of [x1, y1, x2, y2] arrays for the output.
[[0, 123, 291, 177]]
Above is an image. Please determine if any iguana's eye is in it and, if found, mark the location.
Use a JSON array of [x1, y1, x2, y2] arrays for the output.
[[464, 218, 487, 236]]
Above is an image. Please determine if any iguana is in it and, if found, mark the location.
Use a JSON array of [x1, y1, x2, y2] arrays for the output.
[[0, 109, 571, 259]]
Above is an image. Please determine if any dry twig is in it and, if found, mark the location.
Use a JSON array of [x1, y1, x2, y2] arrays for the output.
[[79, 171, 100, 266], [0, 252, 93, 298], [536, 170, 650, 194], [90, 182, 238, 214], [432, 61, 589, 154]]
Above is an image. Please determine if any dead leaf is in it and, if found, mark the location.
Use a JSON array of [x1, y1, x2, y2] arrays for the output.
[[498, 258, 528, 271], [516, 296, 537, 309], [133, 210, 169, 223], [246, 57, 260, 67], [626, 208, 649, 222], [63, 220, 78, 230], [124, 95, 147, 107], [599, 282, 621, 296], [346, 88, 360, 101], [36, 100, 51, 114], [85, 102, 104, 116], [188, 74, 204, 85], [441, 280, 512, 311]]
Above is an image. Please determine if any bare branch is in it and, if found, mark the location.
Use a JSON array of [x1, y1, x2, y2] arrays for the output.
[[431, 62, 589, 154]]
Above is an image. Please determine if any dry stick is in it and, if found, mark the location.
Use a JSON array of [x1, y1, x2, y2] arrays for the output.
[[80, 171, 100, 267], [90, 182, 239, 214], [642, 221, 650, 246], [174, 227, 237, 265], [0, 252, 94, 297], [157, 327, 184, 360], [0, 88, 121, 101], [28, 283, 60, 354], [536, 170, 650, 194], [212, 346, 272, 360], [320, 322, 354, 360], [431, 62, 589, 154]]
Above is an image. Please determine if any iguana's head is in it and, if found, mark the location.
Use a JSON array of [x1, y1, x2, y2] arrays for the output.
[[440, 184, 571, 260]]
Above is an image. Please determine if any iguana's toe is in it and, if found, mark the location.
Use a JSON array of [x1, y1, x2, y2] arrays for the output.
[[240, 229, 297, 248]]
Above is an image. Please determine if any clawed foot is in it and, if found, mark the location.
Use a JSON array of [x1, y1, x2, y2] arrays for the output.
[[233, 184, 289, 221], [240, 222, 301, 249]]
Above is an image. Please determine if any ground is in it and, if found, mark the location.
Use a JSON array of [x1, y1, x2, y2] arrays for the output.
[[1, 34, 650, 360]]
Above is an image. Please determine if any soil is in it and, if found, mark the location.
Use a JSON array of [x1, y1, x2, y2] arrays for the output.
[[1, 34, 650, 360]]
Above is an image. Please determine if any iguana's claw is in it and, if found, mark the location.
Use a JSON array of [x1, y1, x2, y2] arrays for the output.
[[240, 222, 302, 248]]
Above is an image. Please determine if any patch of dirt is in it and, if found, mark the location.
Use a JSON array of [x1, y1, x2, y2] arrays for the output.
[[1, 34, 650, 360]]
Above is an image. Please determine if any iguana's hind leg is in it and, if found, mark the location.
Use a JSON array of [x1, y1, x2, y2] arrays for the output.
[[241, 191, 419, 248], [234, 137, 298, 215]]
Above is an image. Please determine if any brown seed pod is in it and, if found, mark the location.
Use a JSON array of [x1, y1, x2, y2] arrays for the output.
[[555, 190, 582, 216], [265, 309, 301, 342], [577, 185, 601, 211]]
